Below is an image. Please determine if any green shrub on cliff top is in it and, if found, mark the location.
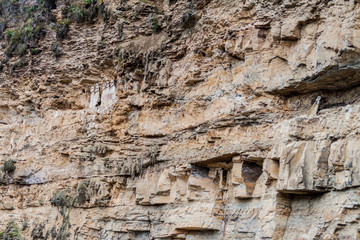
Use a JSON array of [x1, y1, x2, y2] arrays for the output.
[[4, 18, 43, 58], [0, 0, 51, 62]]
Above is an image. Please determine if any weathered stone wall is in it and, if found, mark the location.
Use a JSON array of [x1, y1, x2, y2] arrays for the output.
[[0, 0, 360, 239]]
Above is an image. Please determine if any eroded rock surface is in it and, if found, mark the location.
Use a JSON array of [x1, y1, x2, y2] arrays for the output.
[[0, 0, 360, 239]]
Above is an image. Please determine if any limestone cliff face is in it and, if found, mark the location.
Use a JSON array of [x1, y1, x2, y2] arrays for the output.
[[0, 0, 360, 239]]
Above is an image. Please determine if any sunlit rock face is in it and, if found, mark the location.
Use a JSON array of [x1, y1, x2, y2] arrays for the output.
[[0, 0, 360, 239]]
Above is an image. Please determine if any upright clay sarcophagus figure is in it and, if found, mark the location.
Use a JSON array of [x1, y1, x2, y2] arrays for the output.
[[90, 79, 117, 109], [101, 82, 108, 107], [109, 80, 116, 103], [89, 84, 100, 108]]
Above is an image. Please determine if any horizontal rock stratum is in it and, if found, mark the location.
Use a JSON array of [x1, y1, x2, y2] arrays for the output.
[[0, 0, 359, 239]]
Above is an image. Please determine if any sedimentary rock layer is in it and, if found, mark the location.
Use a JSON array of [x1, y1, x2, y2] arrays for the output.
[[0, 0, 359, 239]]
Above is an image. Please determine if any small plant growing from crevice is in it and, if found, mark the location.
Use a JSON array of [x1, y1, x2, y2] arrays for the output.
[[22, 220, 29, 231], [50, 190, 72, 238], [152, 18, 160, 32], [51, 41, 61, 58], [181, 10, 196, 29], [0, 19, 7, 40], [25, 4, 41, 19], [83, 0, 92, 5], [68, 4, 87, 23], [98, 40, 105, 49], [18, 44, 28, 56], [31, 222, 47, 239], [75, 181, 88, 205], [50, 190, 73, 208], [2, 160, 16, 173], [56, 19, 70, 40], [0, 220, 22, 240], [148, 13, 161, 33], [50, 188, 79, 239], [115, 46, 122, 64], [10, 58, 27, 73], [30, 48, 41, 55], [117, 22, 123, 39], [148, 145, 158, 166]]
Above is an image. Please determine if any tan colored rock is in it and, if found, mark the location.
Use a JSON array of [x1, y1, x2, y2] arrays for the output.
[[263, 158, 279, 180], [232, 160, 263, 199], [328, 137, 360, 190], [277, 140, 331, 193], [0, 0, 360, 239]]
